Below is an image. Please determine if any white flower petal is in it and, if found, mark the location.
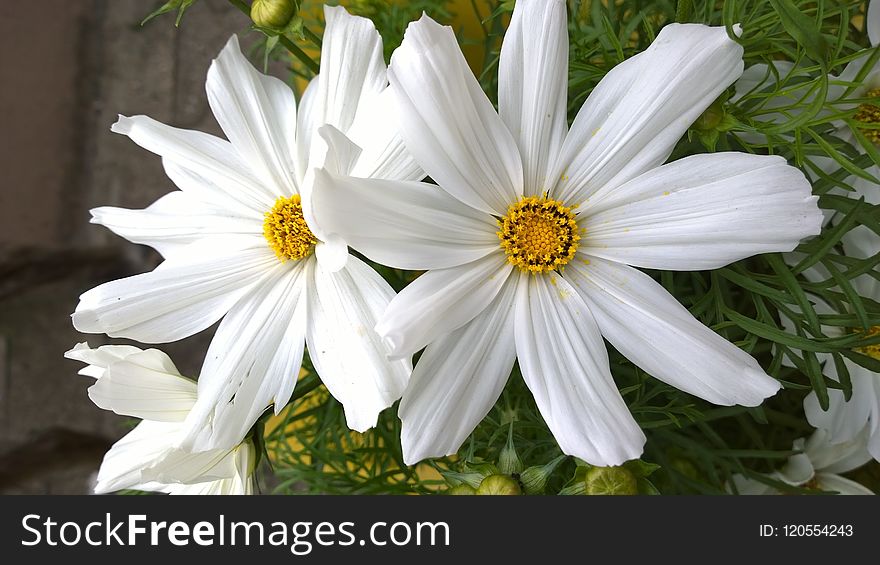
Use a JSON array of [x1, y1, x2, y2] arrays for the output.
[[804, 428, 873, 474], [315, 235, 350, 273], [94, 420, 179, 494], [182, 261, 308, 451], [297, 5, 387, 174], [388, 14, 523, 215], [307, 255, 412, 432], [163, 443, 255, 495], [567, 256, 781, 405], [376, 253, 514, 359], [514, 273, 646, 466], [728, 473, 778, 495], [870, 0, 880, 47], [814, 473, 875, 495], [311, 169, 499, 270], [111, 115, 275, 213], [72, 237, 274, 343], [399, 276, 517, 464], [88, 349, 197, 423], [346, 87, 424, 181], [294, 77, 320, 183], [206, 35, 298, 194], [551, 24, 744, 205], [141, 445, 241, 485], [64, 342, 143, 379], [90, 191, 261, 260], [804, 358, 878, 449], [775, 452, 815, 486], [581, 153, 821, 271], [498, 0, 568, 196]]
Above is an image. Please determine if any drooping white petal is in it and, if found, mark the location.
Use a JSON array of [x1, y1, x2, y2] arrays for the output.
[[72, 237, 275, 343], [399, 276, 518, 464], [567, 256, 781, 406], [804, 358, 878, 449], [162, 443, 255, 495], [388, 14, 523, 215], [814, 473, 875, 495], [581, 153, 821, 271], [550, 24, 744, 205], [774, 451, 815, 486], [311, 169, 499, 270], [182, 261, 308, 451], [346, 88, 424, 181], [297, 5, 387, 173], [498, 0, 568, 196], [206, 35, 298, 194], [869, 0, 880, 47], [805, 428, 873, 474], [306, 256, 412, 432], [64, 342, 143, 379], [94, 420, 179, 494], [111, 115, 275, 213], [88, 349, 198, 423], [141, 444, 242, 485], [376, 253, 514, 359], [90, 191, 261, 260], [514, 273, 646, 466]]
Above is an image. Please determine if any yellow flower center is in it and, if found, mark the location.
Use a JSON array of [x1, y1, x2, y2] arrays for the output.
[[853, 325, 880, 361], [497, 196, 580, 274], [854, 88, 880, 145], [263, 195, 317, 261]]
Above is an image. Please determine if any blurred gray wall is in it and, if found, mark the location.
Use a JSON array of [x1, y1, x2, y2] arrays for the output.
[[0, 0, 258, 493]]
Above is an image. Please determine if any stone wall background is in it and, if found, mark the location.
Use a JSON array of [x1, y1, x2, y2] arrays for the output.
[[0, 0, 259, 493]]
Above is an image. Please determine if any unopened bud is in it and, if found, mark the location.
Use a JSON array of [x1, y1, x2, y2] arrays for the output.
[[497, 424, 522, 475], [520, 455, 567, 495], [475, 474, 521, 495], [583, 465, 638, 495], [693, 99, 725, 131], [251, 0, 298, 30], [446, 484, 477, 495]]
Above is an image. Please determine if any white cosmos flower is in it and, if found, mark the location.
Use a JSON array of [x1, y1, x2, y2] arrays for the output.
[[65, 343, 256, 495], [729, 428, 874, 495], [71, 6, 421, 452], [311, 0, 823, 466]]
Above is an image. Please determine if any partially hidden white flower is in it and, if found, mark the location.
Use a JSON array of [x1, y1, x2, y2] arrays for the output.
[[71, 6, 421, 452], [781, 260, 880, 462], [65, 343, 256, 495], [311, 0, 823, 466], [730, 428, 874, 495]]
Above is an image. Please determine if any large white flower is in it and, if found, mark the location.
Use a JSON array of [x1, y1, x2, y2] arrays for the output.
[[729, 428, 874, 495], [66, 343, 256, 495], [311, 0, 823, 466], [71, 6, 421, 452]]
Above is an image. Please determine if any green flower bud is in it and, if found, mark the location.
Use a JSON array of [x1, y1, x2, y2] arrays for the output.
[[251, 0, 298, 30], [446, 484, 477, 495], [520, 455, 567, 495], [583, 465, 638, 495], [497, 424, 522, 475], [475, 474, 522, 495], [693, 99, 726, 131]]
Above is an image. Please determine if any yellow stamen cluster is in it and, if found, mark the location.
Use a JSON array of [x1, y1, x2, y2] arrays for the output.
[[854, 88, 880, 145], [263, 195, 317, 262], [497, 196, 580, 274], [853, 325, 880, 361]]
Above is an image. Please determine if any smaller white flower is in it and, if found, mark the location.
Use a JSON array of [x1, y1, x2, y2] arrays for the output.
[[65, 343, 256, 495], [730, 428, 874, 495]]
